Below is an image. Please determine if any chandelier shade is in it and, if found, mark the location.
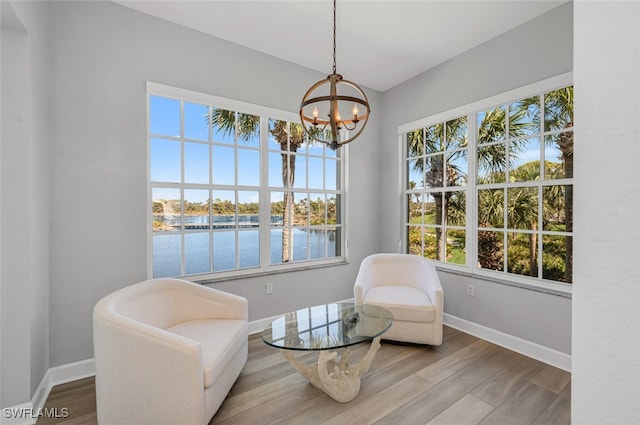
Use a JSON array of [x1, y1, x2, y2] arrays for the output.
[[299, 0, 370, 150]]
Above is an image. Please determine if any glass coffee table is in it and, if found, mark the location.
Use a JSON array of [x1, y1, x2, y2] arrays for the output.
[[262, 302, 392, 402]]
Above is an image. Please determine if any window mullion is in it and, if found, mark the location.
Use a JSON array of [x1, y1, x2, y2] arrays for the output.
[[538, 185, 544, 279], [208, 111, 214, 273], [341, 145, 349, 260], [259, 117, 270, 270], [467, 113, 477, 273], [180, 102, 186, 276]]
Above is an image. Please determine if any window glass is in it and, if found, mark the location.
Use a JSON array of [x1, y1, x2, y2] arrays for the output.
[[150, 96, 180, 137], [184, 102, 209, 141], [212, 108, 235, 144], [404, 85, 573, 285], [477, 105, 506, 144], [184, 142, 209, 184], [405, 116, 468, 265], [149, 93, 344, 278], [150, 139, 180, 183]]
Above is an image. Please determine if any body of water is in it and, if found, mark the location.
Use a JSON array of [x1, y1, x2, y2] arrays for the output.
[[153, 215, 337, 277]]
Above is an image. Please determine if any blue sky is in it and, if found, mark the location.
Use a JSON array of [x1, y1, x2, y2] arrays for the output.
[[150, 95, 338, 204]]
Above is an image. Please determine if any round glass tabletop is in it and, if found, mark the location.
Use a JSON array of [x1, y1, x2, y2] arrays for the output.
[[261, 302, 393, 351]]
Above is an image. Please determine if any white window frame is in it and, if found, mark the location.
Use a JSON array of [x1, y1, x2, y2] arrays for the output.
[[147, 82, 348, 282], [398, 73, 573, 294]]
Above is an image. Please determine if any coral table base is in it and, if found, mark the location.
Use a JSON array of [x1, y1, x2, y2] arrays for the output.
[[280, 336, 382, 402]]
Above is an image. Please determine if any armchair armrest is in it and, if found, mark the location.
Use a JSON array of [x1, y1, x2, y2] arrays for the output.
[[354, 264, 377, 304], [418, 262, 444, 312], [113, 279, 249, 327], [167, 279, 249, 322]]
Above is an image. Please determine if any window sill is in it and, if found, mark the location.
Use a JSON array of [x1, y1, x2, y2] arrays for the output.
[[190, 259, 350, 285], [435, 266, 573, 299]]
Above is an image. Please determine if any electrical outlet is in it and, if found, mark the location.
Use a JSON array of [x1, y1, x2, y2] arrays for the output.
[[467, 284, 475, 297], [265, 283, 273, 295]]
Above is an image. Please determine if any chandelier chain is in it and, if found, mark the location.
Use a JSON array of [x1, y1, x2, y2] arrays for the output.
[[332, 0, 337, 74], [299, 0, 370, 148]]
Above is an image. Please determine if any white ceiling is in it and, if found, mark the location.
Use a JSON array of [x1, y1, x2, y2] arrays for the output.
[[113, 0, 567, 92]]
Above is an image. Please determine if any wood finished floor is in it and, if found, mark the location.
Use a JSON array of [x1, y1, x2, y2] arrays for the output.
[[37, 327, 570, 425]]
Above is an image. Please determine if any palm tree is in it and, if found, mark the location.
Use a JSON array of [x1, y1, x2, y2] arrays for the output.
[[407, 90, 573, 282], [477, 186, 505, 270], [268, 119, 306, 262], [408, 117, 468, 261], [475, 102, 540, 272], [408, 103, 536, 262], [544, 87, 574, 282], [209, 110, 305, 262], [509, 161, 541, 277], [477, 101, 539, 174]]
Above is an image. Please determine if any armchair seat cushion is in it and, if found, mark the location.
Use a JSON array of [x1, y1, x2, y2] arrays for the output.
[[167, 318, 248, 389], [363, 286, 436, 323]]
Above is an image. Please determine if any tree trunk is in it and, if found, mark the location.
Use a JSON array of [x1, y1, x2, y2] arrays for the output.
[[564, 185, 573, 283], [281, 148, 297, 262], [434, 194, 447, 261], [529, 222, 538, 277], [561, 132, 573, 283], [282, 192, 293, 262]]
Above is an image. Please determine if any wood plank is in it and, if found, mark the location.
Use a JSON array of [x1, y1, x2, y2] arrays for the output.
[[532, 383, 571, 425], [471, 354, 546, 407], [432, 331, 480, 355], [373, 345, 514, 425], [212, 371, 309, 422], [229, 350, 317, 396], [212, 382, 326, 425], [319, 375, 433, 425], [240, 350, 283, 375], [424, 394, 494, 425], [530, 365, 571, 394], [478, 382, 556, 425], [442, 325, 461, 340], [416, 339, 493, 384]]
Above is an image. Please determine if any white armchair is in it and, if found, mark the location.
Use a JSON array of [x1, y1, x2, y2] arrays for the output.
[[93, 278, 248, 425], [354, 253, 444, 345]]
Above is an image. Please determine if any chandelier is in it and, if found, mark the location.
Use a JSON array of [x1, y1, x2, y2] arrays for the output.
[[299, 0, 370, 150]]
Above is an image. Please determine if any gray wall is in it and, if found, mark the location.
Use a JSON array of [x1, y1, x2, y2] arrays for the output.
[[1, 0, 50, 407], [573, 2, 640, 423], [378, 2, 573, 354], [47, 0, 382, 367]]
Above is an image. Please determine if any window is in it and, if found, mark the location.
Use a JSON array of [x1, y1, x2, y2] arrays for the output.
[[148, 83, 345, 279], [407, 117, 468, 265], [402, 75, 573, 287]]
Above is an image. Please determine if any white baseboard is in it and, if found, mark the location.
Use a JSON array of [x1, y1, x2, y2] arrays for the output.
[[444, 313, 571, 372], [47, 358, 96, 387], [30, 373, 50, 421]]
